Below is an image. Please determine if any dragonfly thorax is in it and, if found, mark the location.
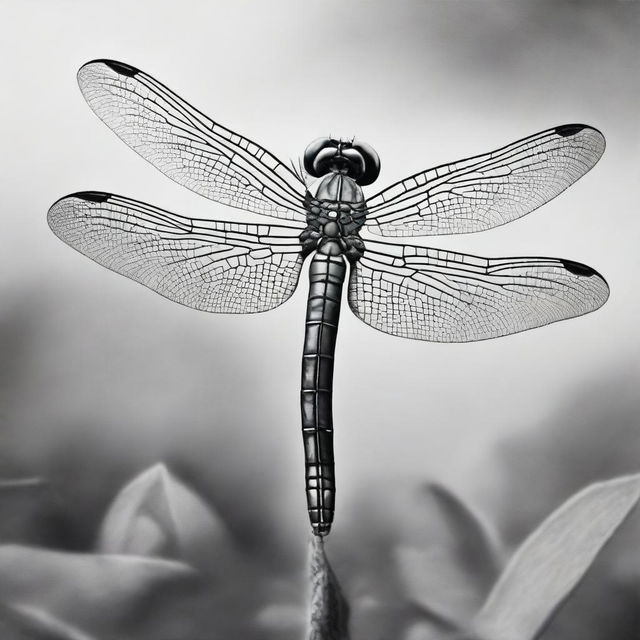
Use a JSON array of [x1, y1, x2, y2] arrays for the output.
[[300, 173, 367, 261]]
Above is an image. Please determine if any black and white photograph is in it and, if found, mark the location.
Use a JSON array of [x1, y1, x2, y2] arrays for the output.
[[0, 1, 639, 638]]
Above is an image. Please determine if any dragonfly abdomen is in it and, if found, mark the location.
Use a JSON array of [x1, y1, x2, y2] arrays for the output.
[[301, 249, 346, 536]]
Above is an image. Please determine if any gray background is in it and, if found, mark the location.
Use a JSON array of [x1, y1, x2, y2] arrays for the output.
[[0, 0, 638, 594]]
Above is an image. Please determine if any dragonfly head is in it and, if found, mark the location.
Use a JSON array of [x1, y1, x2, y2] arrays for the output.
[[304, 137, 380, 186]]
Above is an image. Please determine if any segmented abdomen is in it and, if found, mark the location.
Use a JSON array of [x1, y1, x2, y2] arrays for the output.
[[300, 251, 347, 536]]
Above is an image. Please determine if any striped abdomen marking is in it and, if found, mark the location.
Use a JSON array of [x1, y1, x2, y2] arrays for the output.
[[301, 250, 347, 536]]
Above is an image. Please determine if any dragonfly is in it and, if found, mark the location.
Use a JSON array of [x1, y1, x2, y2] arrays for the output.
[[48, 59, 609, 536]]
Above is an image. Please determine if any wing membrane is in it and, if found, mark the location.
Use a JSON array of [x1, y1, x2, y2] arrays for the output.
[[77, 59, 306, 222], [348, 239, 609, 342], [365, 125, 605, 237], [48, 192, 305, 313]]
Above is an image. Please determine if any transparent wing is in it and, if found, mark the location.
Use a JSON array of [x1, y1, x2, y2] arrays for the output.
[[365, 125, 605, 237], [348, 239, 609, 342], [77, 59, 306, 222], [48, 192, 305, 313]]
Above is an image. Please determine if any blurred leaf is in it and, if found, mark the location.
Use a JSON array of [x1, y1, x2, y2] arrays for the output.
[[0, 478, 47, 491], [309, 536, 350, 640], [253, 576, 307, 639], [472, 474, 640, 640], [97, 463, 231, 569], [255, 602, 306, 636], [402, 619, 449, 640], [0, 603, 98, 640], [426, 484, 504, 577], [351, 595, 457, 640], [396, 483, 502, 623], [396, 547, 473, 626], [0, 544, 196, 636], [0, 478, 59, 546]]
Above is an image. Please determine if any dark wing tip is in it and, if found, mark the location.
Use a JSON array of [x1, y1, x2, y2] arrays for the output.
[[554, 123, 605, 143], [561, 259, 610, 297], [50, 191, 112, 208], [71, 190, 112, 203], [555, 124, 588, 137], [561, 258, 598, 277], [48, 191, 112, 221], [554, 124, 606, 163], [79, 59, 140, 77]]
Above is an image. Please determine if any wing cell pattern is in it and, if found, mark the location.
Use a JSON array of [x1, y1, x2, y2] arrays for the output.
[[365, 125, 605, 237], [77, 60, 306, 222], [48, 192, 305, 313], [348, 239, 609, 342]]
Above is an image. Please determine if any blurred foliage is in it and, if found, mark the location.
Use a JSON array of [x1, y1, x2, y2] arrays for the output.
[[0, 602, 98, 640], [0, 460, 637, 640], [488, 368, 640, 640], [0, 465, 303, 640], [0, 337, 638, 639]]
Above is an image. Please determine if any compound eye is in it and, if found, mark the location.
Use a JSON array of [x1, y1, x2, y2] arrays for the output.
[[303, 137, 338, 177], [340, 148, 367, 179], [351, 140, 381, 186]]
